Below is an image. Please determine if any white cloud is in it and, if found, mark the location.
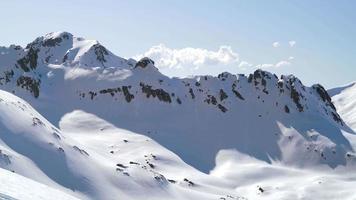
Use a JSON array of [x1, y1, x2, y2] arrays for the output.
[[135, 44, 239, 70], [238, 61, 253, 69], [135, 44, 294, 75], [289, 41, 296, 47], [275, 60, 291, 68], [256, 59, 292, 69], [256, 63, 274, 68], [272, 42, 280, 48]]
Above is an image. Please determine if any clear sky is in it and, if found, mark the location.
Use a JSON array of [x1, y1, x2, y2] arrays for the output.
[[0, 0, 355, 88]]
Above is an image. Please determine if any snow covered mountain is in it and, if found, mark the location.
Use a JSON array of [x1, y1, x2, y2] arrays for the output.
[[0, 89, 247, 200], [1, 89, 356, 200], [1, 32, 356, 199], [329, 82, 356, 131]]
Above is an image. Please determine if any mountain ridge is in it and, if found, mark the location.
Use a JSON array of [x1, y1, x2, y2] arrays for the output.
[[0, 32, 354, 173], [1, 32, 356, 200], [330, 82, 356, 131]]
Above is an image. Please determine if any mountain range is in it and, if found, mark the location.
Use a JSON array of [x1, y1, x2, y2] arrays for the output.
[[0, 32, 355, 200]]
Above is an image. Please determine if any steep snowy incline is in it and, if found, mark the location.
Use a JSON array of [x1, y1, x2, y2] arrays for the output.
[[0, 32, 355, 173], [329, 82, 356, 131], [0, 89, 247, 200], [0, 168, 80, 200], [2, 90, 356, 200]]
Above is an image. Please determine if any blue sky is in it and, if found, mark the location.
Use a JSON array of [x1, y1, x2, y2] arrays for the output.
[[0, 0, 355, 88]]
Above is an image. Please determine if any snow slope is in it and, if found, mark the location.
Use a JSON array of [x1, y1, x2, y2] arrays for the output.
[[1, 90, 356, 200], [0, 89, 247, 200], [0, 32, 356, 199], [210, 150, 356, 200], [0, 168, 80, 200], [0, 32, 354, 173], [329, 82, 356, 131]]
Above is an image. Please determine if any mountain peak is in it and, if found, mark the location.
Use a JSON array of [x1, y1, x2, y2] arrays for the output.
[[42, 31, 73, 47], [17, 32, 131, 69], [26, 31, 73, 49]]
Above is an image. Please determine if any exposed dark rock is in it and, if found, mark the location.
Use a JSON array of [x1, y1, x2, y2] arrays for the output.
[[140, 82, 172, 103], [62, 52, 69, 63], [88, 91, 97, 100], [218, 104, 228, 113], [332, 112, 343, 124], [16, 76, 40, 98], [135, 57, 154, 68], [73, 146, 89, 156], [93, 44, 109, 64], [0, 70, 14, 85], [290, 85, 304, 112], [13, 45, 22, 50], [218, 72, 230, 81], [58, 147, 64, 153], [189, 88, 195, 99], [261, 78, 267, 87], [99, 87, 121, 97], [32, 117, 44, 126], [16, 47, 39, 72], [278, 81, 283, 88], [247, 74, 253, 83], [42, 37, 62, 47], [168, 179, 176, 183], [284, 105, 290, 113], [313, 84, 336, 110], [204, 95, 217, 105], [147, 162, 155, 168], [262, 88, 269, 94], [183, 178, 195, 186], [122, 86, 134, 102], [258, 186, 264, 193], [219, 89, 228, 101], [116, 163, 128, 168], [153, 173, 167, 183], [232, 83, 244, 100]]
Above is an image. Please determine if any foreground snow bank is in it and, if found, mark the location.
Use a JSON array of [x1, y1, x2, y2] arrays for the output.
[[0, 168, 79, 200], [211, 149, 356, 200]]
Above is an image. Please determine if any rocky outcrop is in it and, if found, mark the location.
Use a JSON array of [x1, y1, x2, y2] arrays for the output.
[[140, 83, 172, 103], [122, 86, 134, 103], [16, 47, 39, 72], [16, 76, 40, 98], [135, 57, 155, 68], [93, 44, 109, 64]]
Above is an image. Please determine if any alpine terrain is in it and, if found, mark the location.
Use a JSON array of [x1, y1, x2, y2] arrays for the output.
[[0, 32, 355, 200]]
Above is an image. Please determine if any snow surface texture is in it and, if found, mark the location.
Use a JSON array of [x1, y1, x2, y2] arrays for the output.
[[0, 168, 79, 200], [0, 90, 355, 200], [329, 82, 356, 131], [0, 32, 356, 199]]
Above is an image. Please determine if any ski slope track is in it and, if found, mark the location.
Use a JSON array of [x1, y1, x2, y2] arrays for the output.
[[0, 32, 355, 200]]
